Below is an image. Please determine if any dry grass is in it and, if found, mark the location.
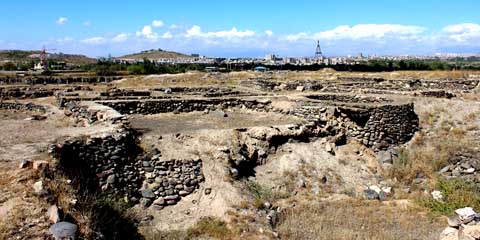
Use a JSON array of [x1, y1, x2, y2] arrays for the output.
[[276, 200, 444, 240], [389, 99, 480, 185], [144, 217, 237, 240]]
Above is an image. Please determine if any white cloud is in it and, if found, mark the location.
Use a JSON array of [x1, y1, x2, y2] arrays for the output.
[[161, 31, 173, 39], [56, 17, 68, 25], [285, 32, 309, 42], [83, 21, 91, 27], [185, 25, 202, 38], [169, 24, 179, 29], [265, 30, 273, 36], [442, 23, 480, 42], [136, 25, 158, 40], [285, 24, 425, 42], [185, 25, 255, 38], [318, 24, 425, 40], [56, 37, 74, 44], [112, 33, 129, 42], [81, 36, 106, 44], [152, 20, 164, 28]]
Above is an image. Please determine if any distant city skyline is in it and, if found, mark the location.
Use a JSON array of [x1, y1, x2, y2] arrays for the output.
[[0, 0, 479, 58]]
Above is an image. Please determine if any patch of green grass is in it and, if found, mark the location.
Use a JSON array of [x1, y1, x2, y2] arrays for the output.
[[419, 178, 480, 216], [245, 180, 292, 208]]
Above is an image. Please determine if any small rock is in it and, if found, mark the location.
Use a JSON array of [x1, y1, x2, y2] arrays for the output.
[[33, 181, 46, 195], [49, 222, 77, 240], [140, 198, 152, 208], [364, 189, 379, 200], [325, 142, 335, 155], [179, 190, 189, 196], [19, 159, 32, 169], [455, 207, 477, 222], [141, 189, 155, 199], [153, 197, 165, 206], [106, 175, 116, 184], [33, 160, 49, 170], [368, 185, 382, 194], [204, 188, 212, 195], [142, 215, 154, 222], [438, 165, 450, 174], [48, 205, 61, 224], [447, 216, 461, 228], [431, 190, 444, 201], [164, 195, 179, 201], [296, 86, 305, 91]]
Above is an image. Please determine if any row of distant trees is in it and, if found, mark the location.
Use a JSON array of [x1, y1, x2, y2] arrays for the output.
[[0, 60, 66, 71], [3, 57, 479, 75]]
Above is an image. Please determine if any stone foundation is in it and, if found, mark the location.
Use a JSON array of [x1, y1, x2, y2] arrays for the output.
[[97, 98, 271, 115], [340, 103, 419, 149]]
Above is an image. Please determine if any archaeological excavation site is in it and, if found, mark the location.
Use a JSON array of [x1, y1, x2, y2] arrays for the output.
[[1, 70, 480, 240]]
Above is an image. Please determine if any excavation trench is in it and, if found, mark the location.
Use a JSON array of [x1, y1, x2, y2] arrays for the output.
[[47, 98, 420, 238]]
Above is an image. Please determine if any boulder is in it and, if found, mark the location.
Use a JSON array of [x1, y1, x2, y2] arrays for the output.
[[455, 207, 477, 222], [49, 221, 77, 240], [48, 205, 61, 223], [447, 217, 461, 228], [462, 225, 480, 239], [33, 160, 49, 170], [440, 227, 459, 240]]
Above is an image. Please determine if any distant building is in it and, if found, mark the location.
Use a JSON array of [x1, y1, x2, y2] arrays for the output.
[[205, 66, 219, 72], [265, 54, 276, 61], [254, 66, 268, 71], [34, 62, 44, 71]]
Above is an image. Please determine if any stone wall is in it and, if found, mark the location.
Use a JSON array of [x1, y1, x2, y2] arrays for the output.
[[97, 98, 271, 115], [0, 101, 47, 112], [306, 94, 393, 104], [51, 127, 144, 202], [0, 76, 122, 85], [340, 103, 419, 150], [139, 157, 204, 208], [0, 87, 55, 99]]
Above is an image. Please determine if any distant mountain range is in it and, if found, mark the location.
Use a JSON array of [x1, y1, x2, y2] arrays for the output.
[[119, 49, 193, 59], [0, 50, 97, 65]]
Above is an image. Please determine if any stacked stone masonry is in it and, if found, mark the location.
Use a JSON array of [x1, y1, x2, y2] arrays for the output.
[[140, 158, 204, 208], [51, 125, 204, 206], [341, 103, 419, 149], [0, 101, 46, 112], [51, 127, 144, 202], [97, 99, 271, 115], [0, 76, 122, 85]]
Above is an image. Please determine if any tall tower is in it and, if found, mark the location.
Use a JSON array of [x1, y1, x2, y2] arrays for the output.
[[315, 40, 323, 59]]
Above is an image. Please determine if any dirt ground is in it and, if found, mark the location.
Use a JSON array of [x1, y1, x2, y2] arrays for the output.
[[0, 70, 479, 239]]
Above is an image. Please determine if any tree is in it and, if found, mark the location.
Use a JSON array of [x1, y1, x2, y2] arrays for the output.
[[2, 62, 17, 71]]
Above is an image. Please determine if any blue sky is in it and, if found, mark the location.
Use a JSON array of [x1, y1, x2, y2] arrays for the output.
[[0, 0, 479, 57]]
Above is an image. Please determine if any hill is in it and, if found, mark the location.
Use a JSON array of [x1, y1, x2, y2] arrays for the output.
[[120, 49, 192, 59], [0, 50, 97, 65]]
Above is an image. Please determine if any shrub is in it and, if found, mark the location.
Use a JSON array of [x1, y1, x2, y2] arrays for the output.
[[419, 178, 480, 216]]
